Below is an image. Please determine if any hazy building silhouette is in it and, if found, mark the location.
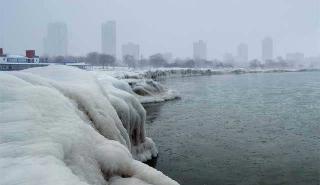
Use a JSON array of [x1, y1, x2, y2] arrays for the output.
[[161, 52, 173, 63], [122, 42, 140, 60], [193, 40, 207, 60], [286, 52, 304, 62], [101, 21, 116, 57], [262, 37, 273, 61], [237, 43, 248, 63], [223, 52, 235, 64], [43, 22, 68, 56]]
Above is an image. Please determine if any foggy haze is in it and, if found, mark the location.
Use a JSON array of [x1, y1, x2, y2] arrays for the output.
[[0, 0, 319, 59]]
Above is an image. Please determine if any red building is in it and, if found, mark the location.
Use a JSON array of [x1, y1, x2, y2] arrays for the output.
[[26, 50, 36, 58]]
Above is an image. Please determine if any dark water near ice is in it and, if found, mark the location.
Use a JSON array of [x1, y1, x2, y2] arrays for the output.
[[144, 72, 320, 185]]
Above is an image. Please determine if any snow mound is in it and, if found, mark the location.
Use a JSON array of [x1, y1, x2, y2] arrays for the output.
[[0, 66, 179, 185]]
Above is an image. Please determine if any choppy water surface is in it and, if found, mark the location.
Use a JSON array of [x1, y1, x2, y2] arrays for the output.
[[144, 72, 320, 185]]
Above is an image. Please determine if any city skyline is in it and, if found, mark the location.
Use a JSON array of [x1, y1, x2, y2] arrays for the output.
[[0, 0, 319, 59]]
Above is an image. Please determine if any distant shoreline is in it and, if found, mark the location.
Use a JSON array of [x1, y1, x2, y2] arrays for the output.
[[98, 67, 320, 81]]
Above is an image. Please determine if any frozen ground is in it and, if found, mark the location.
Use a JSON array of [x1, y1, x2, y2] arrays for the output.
[[0, 66, 179, 185]]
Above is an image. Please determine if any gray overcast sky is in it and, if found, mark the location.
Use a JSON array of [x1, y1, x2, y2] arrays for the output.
[[0, 0, 319, 59]]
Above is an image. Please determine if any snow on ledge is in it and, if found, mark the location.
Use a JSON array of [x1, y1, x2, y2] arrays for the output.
[[93, 70, 181, 104], [0, 66, 179, 185]]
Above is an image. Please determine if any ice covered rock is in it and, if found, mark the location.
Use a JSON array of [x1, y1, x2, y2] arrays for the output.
[[93, 70, 180, 104], [127, 79, 180, 104], [0, 66, 179, 185], [96, 75, 158, 161]]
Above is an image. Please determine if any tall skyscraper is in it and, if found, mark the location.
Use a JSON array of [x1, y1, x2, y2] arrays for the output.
[[122, 42, 140, 60], [43, 22, 68, 56], [262, 37, 273, 61], [237, 43, 248, 63], [101, 21, 116, 57], [193, 40, 207, 60]]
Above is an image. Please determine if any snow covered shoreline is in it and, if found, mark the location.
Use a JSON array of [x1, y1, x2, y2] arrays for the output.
[[0, 66, 179, 185], [97, 67, 319, 81], [93, 67, 318, 103], [93, 71, 180, 104]]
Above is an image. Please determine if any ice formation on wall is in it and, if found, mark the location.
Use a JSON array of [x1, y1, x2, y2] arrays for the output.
[[128, 79, 179, 103], [0, 66, 179, 185], [93, 71, 180, 104], [99, 67, 305, 81]]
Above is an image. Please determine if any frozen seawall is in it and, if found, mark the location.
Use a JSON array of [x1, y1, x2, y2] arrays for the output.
[[94, 71, 180, 104], [101, 67, 311, 80], [126, 79, 180, 104], [0, 66, 179, 185]]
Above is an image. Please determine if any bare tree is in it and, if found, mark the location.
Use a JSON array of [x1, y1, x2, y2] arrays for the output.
[[249, 59, 262, 68], [86, 52, 99, 66], [99, 54, 116, 68], [53, 56, 65, 63], [123, 55, 136, 68], [149, 54, 167, 68]]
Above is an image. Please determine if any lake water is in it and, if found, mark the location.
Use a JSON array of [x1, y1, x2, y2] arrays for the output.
[[144, 72, 320, 185]]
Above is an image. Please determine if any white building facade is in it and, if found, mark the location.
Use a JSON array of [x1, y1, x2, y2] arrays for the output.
[[0, 49, 39, 63]]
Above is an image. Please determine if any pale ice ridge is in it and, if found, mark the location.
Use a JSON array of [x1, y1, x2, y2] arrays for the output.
[[93, 70, 180, 104], [127, 79, 180, 104], [0, 66, 178, 185], [97, 67, 308, 80]]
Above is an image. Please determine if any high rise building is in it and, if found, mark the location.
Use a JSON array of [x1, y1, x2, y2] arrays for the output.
[[223, 53, 235, 64], [43, 22, 68, 56], [193, 40, 207, 60], [286, 52, 304, 62], [122, 42, 140, 60], [262, 37, 273, 61], [237, 43, 248, 63], [101, 21, 116, 57]]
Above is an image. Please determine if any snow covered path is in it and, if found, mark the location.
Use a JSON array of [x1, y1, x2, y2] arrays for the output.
[[0, 66, 179, 185]]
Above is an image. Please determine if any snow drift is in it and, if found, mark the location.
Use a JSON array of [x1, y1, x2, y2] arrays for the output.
[[0, 66, 179, 185]]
